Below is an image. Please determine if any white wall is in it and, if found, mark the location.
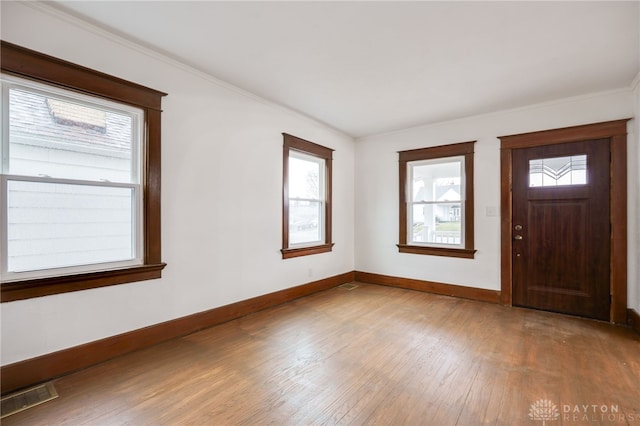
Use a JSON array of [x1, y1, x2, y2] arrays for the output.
[[355, 90, 636, 295], [0, 2, 355, 365], [632, 73, 640, 314]]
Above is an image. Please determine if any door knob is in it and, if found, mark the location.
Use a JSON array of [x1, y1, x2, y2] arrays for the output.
[[514, 235, 523, 240]]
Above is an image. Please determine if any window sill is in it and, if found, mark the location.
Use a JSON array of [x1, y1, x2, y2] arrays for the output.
[[397, 244, 476, 259], [1, 263, 167, 302], [281, 243, 334, 259]]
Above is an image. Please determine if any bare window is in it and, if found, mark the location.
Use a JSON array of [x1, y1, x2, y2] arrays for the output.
[[398, 141, 476, 259], [2, 81, 143, 280], [282, 133, 333, 259], [1, 41, 166, 302]]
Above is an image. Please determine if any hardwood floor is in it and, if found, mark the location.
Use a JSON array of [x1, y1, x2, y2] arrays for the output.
[[4, 283, 639, 425]]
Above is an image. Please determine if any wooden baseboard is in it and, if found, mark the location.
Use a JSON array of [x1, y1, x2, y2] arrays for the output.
[[354, 271, 500, 304], [1, 271, 355, 395], [628, 308, 640, 334]]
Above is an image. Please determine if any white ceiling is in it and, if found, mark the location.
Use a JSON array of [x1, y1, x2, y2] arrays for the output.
[[51, 1, 639, 138]]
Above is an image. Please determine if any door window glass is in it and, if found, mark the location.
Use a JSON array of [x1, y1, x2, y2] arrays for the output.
[[529, 155, 587, 187]]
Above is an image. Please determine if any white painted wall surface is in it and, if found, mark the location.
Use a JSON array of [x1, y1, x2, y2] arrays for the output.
[[0, 2, 355, 365], [632, 74, 640, 314], [355, 90, 635, 294]]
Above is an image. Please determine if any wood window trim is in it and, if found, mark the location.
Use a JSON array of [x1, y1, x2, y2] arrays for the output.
[[499, 119, 630, 323], [281, 133, 334, 259], [0, 41, 167, 302], [398, 141, 476, 259]]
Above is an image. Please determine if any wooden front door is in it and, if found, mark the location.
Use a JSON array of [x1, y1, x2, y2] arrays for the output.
[[511, 139, 610, 320]]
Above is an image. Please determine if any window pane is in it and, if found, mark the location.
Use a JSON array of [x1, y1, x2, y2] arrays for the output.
[[289, 154, 321, 199], [411, 159, 462, 202], [529, 155, 587, 187], [8, 87, 137, 183], [411, 203, 462, 245], [289, 200, 321, 245], [7, 180, 136, 272]]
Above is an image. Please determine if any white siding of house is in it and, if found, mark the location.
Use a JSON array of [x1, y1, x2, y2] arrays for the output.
[[7, 177, 134, 273], [10, 140, 132, 183]]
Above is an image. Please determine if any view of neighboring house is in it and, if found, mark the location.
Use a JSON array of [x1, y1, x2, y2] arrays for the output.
[[7, 85, 138, 273]]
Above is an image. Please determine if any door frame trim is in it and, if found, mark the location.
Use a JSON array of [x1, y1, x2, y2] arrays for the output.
[[499, 119, 631, 323]]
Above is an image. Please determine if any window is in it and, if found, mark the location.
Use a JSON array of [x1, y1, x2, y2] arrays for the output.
[[282, 133, 333, 259], [1, 41, 166, 302], [3, 78, 143, 278], [398, 141, 476, 258], [529, 154, 587, 187]]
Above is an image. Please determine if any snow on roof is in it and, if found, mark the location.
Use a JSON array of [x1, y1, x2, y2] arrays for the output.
[[9, 88, 132, 152]]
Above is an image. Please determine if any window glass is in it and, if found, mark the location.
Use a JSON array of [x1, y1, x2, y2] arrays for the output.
[[529, 155, 587, 187], [8, 86, 139, 184], [288, 152, 324, 246], [7, 180, 136, 273], [289, 200, 322, 245], [289, 154, 321, 199], [408, 157, 464, 247]]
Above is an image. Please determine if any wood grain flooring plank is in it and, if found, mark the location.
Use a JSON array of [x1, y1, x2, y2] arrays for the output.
[[3, 283, 639, 426]]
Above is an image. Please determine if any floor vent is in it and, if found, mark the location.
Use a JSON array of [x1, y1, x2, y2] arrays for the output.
[[338, 283, 359, 291], [1, 382, 58, 419]]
